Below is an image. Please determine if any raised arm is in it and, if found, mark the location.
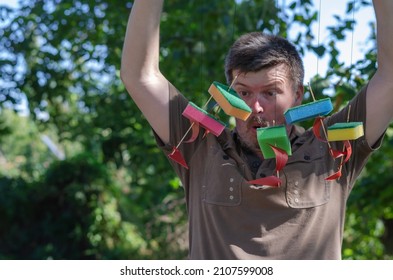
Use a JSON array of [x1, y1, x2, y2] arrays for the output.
[[120, 0, 170, 143], [365, 0, 393, 146]]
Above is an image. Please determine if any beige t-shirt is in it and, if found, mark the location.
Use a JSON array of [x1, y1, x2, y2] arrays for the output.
[[156, 82, 383, 259]]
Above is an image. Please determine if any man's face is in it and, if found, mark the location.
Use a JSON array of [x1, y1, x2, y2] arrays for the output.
[[232, 64, 303, 155]]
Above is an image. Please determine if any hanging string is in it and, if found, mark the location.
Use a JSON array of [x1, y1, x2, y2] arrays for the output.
[[199, 0, 204, 97], [197, 1, 205, 100], [274, 0, 279, 36], [274, 0, 280, 178], [175, 1, 239, 149], [274, 0, 279, 125], [349, 0, 357, 85], [349, 0, 356, 67], [195, 0, 239, 119], [232, 0, 237, 41], [274, 67, 277, 127], [316, 0, 322, 77]]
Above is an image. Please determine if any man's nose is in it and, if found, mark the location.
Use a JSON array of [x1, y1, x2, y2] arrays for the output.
[[250, 96, 264, 113]]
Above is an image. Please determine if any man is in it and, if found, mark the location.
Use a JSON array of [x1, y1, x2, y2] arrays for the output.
[[121, 0, 393, 259]]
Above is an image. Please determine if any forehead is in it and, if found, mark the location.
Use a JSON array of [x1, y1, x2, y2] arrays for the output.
[[232, 64, 293, 87]]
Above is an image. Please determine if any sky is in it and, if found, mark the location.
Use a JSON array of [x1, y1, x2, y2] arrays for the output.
[[300, 0, 375, 82], [0, 0, 16, 9], [0, 0, 376, 84]]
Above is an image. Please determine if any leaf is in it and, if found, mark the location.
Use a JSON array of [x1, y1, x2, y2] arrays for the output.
[[311, 45, 326, 57]]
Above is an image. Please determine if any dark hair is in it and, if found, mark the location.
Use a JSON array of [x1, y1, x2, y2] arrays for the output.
[[225, 32, 304, 89]]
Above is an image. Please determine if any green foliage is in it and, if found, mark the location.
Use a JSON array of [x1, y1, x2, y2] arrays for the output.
[[0, 109, 55, 180], [343, 129, 393, 259], [0, 0, 391, 259], [0, 114, 12, 141], [0, 153, 147, 259], [0, 149, 188, 259]]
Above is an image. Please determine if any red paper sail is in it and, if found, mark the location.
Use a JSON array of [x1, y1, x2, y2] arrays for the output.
[[325, 140, 352, 181], [313, 118, 353, 159], [331, 149, 345, 159], [168, 147, 189, 169], [248, 176, 282, 187], [313, 116, 327, 142], [342, 140, 352, 163], [184, 122, 200, 143], [248, 145, 288, 188], [325, 168, 342, 181], [270, 145, 288, 172]]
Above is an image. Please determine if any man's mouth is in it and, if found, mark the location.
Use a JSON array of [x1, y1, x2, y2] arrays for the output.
[[252, 124, 263, 130], [249, 116, 270, 131]]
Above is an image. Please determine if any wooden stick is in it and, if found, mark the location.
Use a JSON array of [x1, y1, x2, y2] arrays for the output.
[[308, 82, 334, 155], [338, 105, 352, 166], [175, 122, 195, 149], [202, 74, 239, 110]]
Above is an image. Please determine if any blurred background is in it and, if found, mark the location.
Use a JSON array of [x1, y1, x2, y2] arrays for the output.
[[0, 0, 392, 259]]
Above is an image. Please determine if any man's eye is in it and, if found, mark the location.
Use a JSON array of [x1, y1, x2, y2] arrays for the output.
[[266, 91, 277, 97], [238, 91, 249, 97]]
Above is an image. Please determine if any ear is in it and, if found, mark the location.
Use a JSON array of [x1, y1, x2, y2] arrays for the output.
[[294, 84, 304, 106]]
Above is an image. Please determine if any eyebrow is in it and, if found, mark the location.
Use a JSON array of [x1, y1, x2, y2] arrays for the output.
[[234, 81, 283, 89], [233, 82, 249, 88]]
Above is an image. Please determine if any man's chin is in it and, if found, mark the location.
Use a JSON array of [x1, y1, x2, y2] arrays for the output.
[[238, 135, 260, 153]]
